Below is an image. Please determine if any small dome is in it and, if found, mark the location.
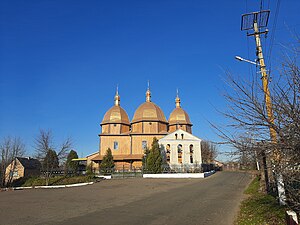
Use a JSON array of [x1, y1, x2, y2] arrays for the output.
[[168, 90, 192, 125], [132, 86, 167, 124], [101, 88, 130, 125], [101, 105, 130, 125], [169, 107, 192, 125], [132, 102, 167, 124]]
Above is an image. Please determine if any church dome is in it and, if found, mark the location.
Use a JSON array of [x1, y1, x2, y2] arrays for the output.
[[101, 90, 130, 125], [168, 92, 192, 125], [169, 108, 192, 125], [132, 88, 167, 124], [101, 106, 130, 125]]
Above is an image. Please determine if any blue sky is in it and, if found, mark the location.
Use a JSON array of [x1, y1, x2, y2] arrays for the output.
[[1, 0, 299, 160]]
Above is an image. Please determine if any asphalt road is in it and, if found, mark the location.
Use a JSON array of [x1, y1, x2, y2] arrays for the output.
[[0, 172, 252, 225]]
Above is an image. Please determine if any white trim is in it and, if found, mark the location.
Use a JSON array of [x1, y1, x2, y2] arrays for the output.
[[144, 173, 204, 178], [143, 170, 215, 179]]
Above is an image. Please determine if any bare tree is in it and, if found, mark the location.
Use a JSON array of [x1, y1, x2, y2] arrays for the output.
[[0, 136, 25, 187], [214, 43, 300, 212], [201, 141, 218, 164], [34, 129, 72, 185]]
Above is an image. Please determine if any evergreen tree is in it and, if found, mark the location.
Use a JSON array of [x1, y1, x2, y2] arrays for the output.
[[145, 137, 162, 173], [100, 148, 115, 174], [43, 149, 59, 171], [66, 150, 79, 173]]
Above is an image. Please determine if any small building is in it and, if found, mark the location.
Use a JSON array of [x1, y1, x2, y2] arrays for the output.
[[159, 129, 202, 171], [5, 157, 41, 183]]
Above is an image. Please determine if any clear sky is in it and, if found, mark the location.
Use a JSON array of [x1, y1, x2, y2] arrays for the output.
[[1, 0, 299, 160]]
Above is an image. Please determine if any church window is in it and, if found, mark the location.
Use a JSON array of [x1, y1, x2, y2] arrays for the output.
[[190, 155, 193, 163], [113, 124, 117, 127], [175, 133, 178, 139], [166, 144, 170, 162], [149, 122, 152, 125], [142, 141, 147, 150], [190, 144, 194, 163], [177, 144, 182, 153], [113, 141, 119, 150], [189, 144, 193, 153], [166, 144, 170, 153], [177, 144, 182, 164], [181, 134, 184, 139]]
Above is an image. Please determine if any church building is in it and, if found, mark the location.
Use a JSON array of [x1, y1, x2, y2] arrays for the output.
[[91, 86, 202, 171]]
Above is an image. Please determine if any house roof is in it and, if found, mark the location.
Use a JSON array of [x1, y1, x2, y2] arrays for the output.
[[17, 157, 41, 169]]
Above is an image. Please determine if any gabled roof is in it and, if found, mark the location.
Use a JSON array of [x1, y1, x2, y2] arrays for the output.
[[16, 157, 41, 169], [159, 129, 201, 141]]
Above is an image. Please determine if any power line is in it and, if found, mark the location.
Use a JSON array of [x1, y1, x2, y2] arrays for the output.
[[266, 0, 281, 69]]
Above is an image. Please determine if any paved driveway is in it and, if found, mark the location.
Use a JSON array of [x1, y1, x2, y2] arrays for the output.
[[0, 171, 252, 225]]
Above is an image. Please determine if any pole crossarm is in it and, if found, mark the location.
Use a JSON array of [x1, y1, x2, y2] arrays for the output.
[[241, 10, 270, 31]]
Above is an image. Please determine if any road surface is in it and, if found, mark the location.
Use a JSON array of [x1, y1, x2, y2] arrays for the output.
[[0, 172, 252, 225]]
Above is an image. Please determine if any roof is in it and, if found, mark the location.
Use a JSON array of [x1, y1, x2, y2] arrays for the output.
[[169, 107, 192, 126], [16, 157, 41, 169], [132, 102, 167, 124], [101, 105, 130, 125], [91, 154, 144, 161]]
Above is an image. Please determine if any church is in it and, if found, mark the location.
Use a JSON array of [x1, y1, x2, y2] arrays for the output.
[[90, 86, 202, 171]]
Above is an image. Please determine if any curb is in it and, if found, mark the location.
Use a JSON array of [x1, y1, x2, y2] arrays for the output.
[[143, 170, 216, 179], [1, 182, 94, 191]]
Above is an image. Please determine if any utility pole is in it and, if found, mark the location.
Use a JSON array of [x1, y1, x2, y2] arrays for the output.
[[240, 10, 286, 205]]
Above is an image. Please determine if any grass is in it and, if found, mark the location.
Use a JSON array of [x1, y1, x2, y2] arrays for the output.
[[21, 175, 97, 187], [235, 176, 287, 225]]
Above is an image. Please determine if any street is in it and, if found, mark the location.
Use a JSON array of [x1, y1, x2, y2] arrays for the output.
[[0, 172, 252, 225]]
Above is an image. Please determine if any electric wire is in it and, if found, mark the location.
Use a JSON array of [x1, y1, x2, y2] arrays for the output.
[[245, 0, 255, 80], [266, 0, 281, 70]]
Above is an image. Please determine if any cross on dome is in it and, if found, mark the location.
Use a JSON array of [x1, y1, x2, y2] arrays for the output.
[[175, 89, 181, 108], [114, 85, 120, 106], [146, 80, 151, 102]]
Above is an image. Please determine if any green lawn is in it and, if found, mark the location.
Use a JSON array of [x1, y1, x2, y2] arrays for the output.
[[20, 175, 97, 187], [235, 176, 287, 225]]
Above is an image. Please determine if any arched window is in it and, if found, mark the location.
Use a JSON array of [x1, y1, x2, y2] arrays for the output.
[[177, 144, 182, 152], [177, 144, 182, 164], [166, 144, 171, 162], [189, 144, 194, 163], [189, 144, 194, 153], [166, 144, 170, 153], [114, 141, 119, 150], [181, 133, 184, 139], [175, 133, 178, 140], [142, 140, 147, 150]]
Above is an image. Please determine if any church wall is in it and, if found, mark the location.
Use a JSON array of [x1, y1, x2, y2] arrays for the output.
[[158, 122, 168, 132], [169, 125, 192, 134], [132, 123, 142, 133], [143, 122, 158, 133], [101, 124, 109, 133], [168, 125, 177, 133], [121, 124, 130, 133], [109, 124, 121, 134], [100, 136, 131, 155], [186, 126, 192, 134], [131, 135, 165, 155]]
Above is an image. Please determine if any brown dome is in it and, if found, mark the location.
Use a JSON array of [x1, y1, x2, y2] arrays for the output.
[[132, 102, 167, 124], [168, 107, 192, 125], [101, 105, 130, 125]]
